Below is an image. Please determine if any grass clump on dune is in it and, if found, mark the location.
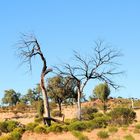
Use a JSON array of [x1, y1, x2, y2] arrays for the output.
[[124, 134, 135, 140], [97, 130, 109, 139], [71, 130, 89, 140]]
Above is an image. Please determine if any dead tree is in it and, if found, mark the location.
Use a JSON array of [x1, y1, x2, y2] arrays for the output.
[[55, 40, 123, 120], [17, 34, 52, 126]]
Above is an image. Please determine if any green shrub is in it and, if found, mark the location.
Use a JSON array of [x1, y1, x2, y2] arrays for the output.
[[0, 127, 23, 140], [6, 120, 19, 132], [36, 100, 44, 117], [65, 118, 78, 124], [71, 131, 89, 140], [34, 117, 43, 123], [97, 130, 109, 139], [83, 121, 96, 130], [13, 127, 25, 134], [124, 134, 135, 140], [25, 122, 38, 131], [0, 135, 13, 140], [68, 117, 110, 132], [64, 119, 71, 124], [92, 115, 111, 128], [108, 126, 118, 133], [68, 120, 101, 131], [61, 125, 69, 132], [34, 125, 47, 133], [93, 112, 103, 118], [0, 120, 19, 133], [81, 107, 98, 120], [48, 123, 63, 133], [10, 131, 22, 140], [135, 123, 140, 129], [108, 108, 136, 125], [0, 121, 8, 133], [68, 121, 88, 131]]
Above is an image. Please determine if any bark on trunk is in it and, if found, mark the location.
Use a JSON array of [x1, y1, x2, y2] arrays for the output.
[[103, 101, 107, 114], [77, 89, 81, 120], [58, 102, 62, 117], [40, 73, 51, 126]]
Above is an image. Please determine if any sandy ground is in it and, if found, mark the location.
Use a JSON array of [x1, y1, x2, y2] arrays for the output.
[[1, 106, 140, 139], [21, 125, 140, 140], [0, 112, 35, 125], [21, 132, 77, 140], [21, 109, 140, 140]]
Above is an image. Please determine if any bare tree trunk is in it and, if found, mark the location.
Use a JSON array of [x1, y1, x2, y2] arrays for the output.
[[17, 35, 67, 126], [131, 98, 134, 108], [77, 89, 81, 120], [40, 73, 51, 126], [58, 102, 62, 117], [103, 100, 107, 113]]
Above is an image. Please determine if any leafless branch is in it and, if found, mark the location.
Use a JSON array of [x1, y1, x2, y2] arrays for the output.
[[55, 40, 123, 90], [17, 34, 52, 75]]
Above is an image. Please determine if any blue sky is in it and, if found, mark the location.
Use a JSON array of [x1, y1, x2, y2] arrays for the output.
[[0, 0, 140, 100]]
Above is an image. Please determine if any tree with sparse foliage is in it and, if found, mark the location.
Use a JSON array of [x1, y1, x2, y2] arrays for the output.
[[47, 75, 77, 116], [93, 83, 110, 113], [20, 84, 42, 105], [55, 40, 123, 120], [2, 89, 20, 106]]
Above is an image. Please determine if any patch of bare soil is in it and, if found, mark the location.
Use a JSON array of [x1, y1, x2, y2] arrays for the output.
[[21, 132, 77, 140], [0, 112, 36, 125]]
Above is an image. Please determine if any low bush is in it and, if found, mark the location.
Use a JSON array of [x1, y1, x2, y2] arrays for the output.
[[81, 107, 98, 120], [93, 112, 103, 118], [13, 127, 25, 134], [135, 123, 140, 129], [65, 118, 78, 125], [0, 120, 19, 133], [61, 125, 69, 132], [10, 131, 22, 140], [108, 126, 118, 133], [92, 115, 111, 128], [34, 100, 44, 117], [7, 120, 19, 132], [71, 131, 89, 140], [34, 117, 43, 123], [68, 119, 105, 131], [124, 134, 135, 140], [97, 130, 109, 139], [0, 135, 12, 140], [0, 121, 8, 133], [34, 125, 47, 133], [25, 122, 38, 131], [48, 123, 63, 133], [68, 121, 88, 131], [68, 116, 110, 132], [108, 108, 136, 125]]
